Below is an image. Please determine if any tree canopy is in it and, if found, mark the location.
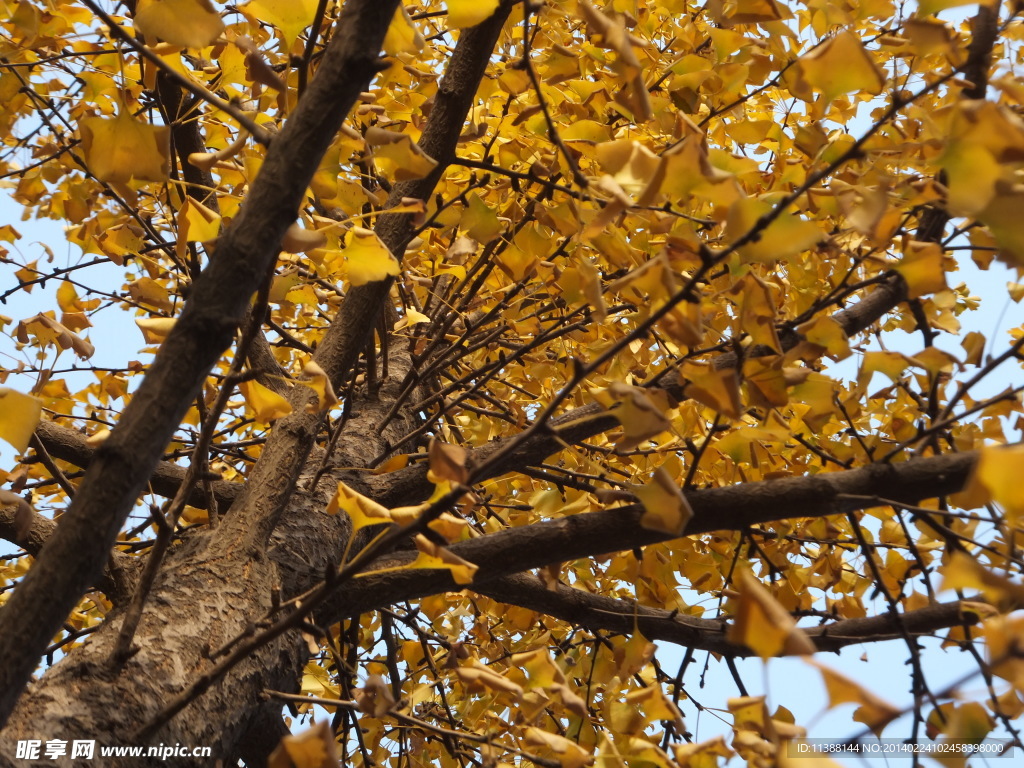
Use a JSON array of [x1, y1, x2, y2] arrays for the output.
[[0, 0, 1023, 765]]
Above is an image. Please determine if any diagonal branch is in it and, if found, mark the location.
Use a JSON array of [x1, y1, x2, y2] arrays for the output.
[[326, 449, 982, 621]]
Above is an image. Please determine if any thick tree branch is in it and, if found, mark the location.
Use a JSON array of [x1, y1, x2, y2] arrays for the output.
[[0, 497, 138, 605], [31, 421, 241, 509], [0, 0, 400, 725], [328, 450, 981, 620], [313, 0, 516, 394], [474, 572, 988, 655]]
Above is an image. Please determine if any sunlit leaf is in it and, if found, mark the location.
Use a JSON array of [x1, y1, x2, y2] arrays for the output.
[[917, 0, 996, 16], [893, 240, 949, 299], [456, 659, 524, 696], [365, 127, 437, 182], [858, 351, 910, 386], [80, 113, 170, 184], [680, 362, 742, 420], [635, 465, 693, 536], [806, 659, 900, 736], [461, 192, 502, 243], [523, 727, 593, 768], [239, 0, 319, 48], [604, 382, 672, 451], [732, 272, 780, 352], [298, 360, 338, 413], [268, 721, 338, 768], [0, 388, 42, 454], [135, 0, 225, 48], [966, 444, 1024, 524], [384, 5, 423, 55], [727, 569, 815, 659], [447, 0, 500, 29], [338, 227, 401, 286], [354, 674, 395, 717], [176, 197, 221, 259], [136, 316, 177, 343], [238, 379, 292, 423], [791, 32, 885, 104], [726, 197, 823, 263], [797, 316, 850, 360]]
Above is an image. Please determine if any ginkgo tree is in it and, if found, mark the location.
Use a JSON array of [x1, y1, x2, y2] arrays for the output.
[[0, 0, 1023, 766]]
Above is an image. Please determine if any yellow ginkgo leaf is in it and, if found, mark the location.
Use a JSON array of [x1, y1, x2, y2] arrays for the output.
[[447, 0, 500, 29], [80, 113, 170, 184], [0, 388, 42, 454], [594, 140, 662, 198], [280, 223, 326, 254], [136, 317, 177, 343], [384, 5, 424, 55], [327, 481, 392, 528], [634, 465, 693, 536], [968, 444, 1024, 523], [523, 728, 592, 768], [732, 272, 780, 352], [797, 315, 850, 360], [680, 361, 743, 419], [726, 197, 823, 264], [134, 0, 225, 49], [939, 101, 1024, 218], [975, 183, 1024, 268], [793, 31, 885, 104], [394, 308, 430, 330], [806, 659, 900, 736], [299, 360, 339, 413], [340, 227, 401, 287], [175, 197, 221, 259], [238, 379, 292, 423], [269, 721, 339, 768], [456, 659, 524, 696], [892, 241, 946, 299], [709, 0, 792, 25], [56, 281, 78, 313], [727, 568, 815, 659], [660, 135, 733, 200], [858, 351, 910, 386], [605, 382, 672, 451], [407, 534, 478, 585], [917, 0, 993, 15], [460, 193, 502, 243], [742, 356, 789, 409], [365, 127, 438, 182], [239, 0, 318, 48]]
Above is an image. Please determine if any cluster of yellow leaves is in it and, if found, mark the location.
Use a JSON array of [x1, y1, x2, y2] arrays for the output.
[[3, 0, 1024, 763]]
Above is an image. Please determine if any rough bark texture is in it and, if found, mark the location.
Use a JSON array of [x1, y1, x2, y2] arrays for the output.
[[0, 346, 425, 767]]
